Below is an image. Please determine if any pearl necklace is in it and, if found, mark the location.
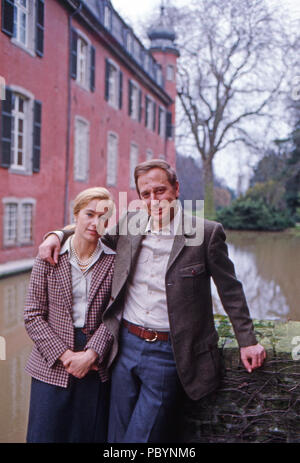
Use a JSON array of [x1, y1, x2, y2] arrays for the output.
[[70, 237, 99, 271]]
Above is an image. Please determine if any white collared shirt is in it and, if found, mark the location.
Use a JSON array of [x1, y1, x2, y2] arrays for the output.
[[122, 204, 182, 331], [60, 236, 115, 328]]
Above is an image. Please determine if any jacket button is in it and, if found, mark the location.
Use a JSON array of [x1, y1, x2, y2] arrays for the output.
[[89, 329, 95, 335]]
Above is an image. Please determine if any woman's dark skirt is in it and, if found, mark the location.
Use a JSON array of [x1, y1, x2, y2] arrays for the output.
[[26, 329, 110, 443]]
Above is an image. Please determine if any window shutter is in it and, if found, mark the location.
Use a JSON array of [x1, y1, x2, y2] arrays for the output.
[[166, 111, 172, 138], [119, 70, 123, 109], [1, 0, 14, 37], [138, 89, 142, 122], [32, 100, 42, 172], [158, 107, 162, 134], [35, 0, 44, 57], [70, 29, 77, 79], [145, 96, 148, 127], [105, 58, 110, 101], [90, 45, 96, 92], [153, 102, 156, 131], [1, 87, 13, 168], [128, 80, 132, 116]]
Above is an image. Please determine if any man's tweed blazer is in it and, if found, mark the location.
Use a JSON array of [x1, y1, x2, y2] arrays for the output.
[[101, 212, 258, 401], [24, 252, 115, 388]]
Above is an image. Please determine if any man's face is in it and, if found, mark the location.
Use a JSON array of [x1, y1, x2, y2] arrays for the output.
[[137, 168, 179, 227]]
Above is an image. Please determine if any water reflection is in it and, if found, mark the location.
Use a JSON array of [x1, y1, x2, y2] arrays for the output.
[[0, 272, 32, 443], [212, 230, 300, 322]]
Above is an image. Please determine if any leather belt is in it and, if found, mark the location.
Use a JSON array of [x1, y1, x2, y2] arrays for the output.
[[123, 320, 169, 342]]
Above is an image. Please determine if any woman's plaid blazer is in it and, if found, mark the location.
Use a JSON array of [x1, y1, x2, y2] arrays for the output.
[[24, 251, 115, 388]]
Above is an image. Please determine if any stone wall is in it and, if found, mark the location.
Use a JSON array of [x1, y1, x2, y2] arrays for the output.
[[182, 316, 300, 443]]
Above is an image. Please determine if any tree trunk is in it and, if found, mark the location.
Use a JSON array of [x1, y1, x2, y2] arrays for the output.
[[203, 159, 216, 220]]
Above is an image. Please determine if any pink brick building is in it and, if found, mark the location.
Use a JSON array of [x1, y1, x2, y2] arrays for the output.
[[0, 0, 178, 264]]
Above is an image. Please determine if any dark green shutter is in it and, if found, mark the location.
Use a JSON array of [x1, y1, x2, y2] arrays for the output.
[[70, 29, 77, 79], [90, 45, 96, 92], [119, 70, 123, 109], [1, 0, 14, 37], [153, 102, 156, 131], [105, 58, 110, 101], [35, 0, 44, 57], [1, 87, 13, 168], [128, 80, 132, 116], [145, 96, 148, 127], [158, 107, 162, 134], [32, 100, 42, 172], [166, 111, 172, 138]]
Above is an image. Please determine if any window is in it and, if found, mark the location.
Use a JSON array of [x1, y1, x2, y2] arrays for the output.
[[0, 86, 41, 174], [156, 65, 163, 87], [13, 0, 28, 46], [106, 132, 118, 186], [74, 117, 89, 181], [2, 198, 35, 246], [104, 5, 111, 29], [20, 203, 33, 242], [128, 80, 141, 121], [158, 106, 166, 138], [146, 149, 153, 161], [11, 93, 27, 170], [145, 96, 156, 131], [105, 59, 122, 109], [3, 202, 18, 245], [129, 143, 138, 189], [77, 37, 88, 87], [125, 30, 133, 53], [1, 0, 44, 56], [70, 29, 95, 92], [166, 65, 175, 81]]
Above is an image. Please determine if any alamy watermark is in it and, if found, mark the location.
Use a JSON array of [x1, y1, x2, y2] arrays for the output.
[[0, 336, 6, 361], [0, 76, 5, 100], [95, 195, 205, 246]]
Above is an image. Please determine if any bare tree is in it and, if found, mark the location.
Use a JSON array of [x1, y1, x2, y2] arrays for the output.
[[156, 0, 298, 218]]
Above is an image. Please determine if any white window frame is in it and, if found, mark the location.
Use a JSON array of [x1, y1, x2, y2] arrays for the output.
[[11, 93, 27, 171], [130, 80, 140, 121], [146, 95, 154, 131], [2, 197, 35, 247], [159, 106, 166, 138], [146, 149, 153, 161], [106, 132, 118, 187], [11, 0, 37, 57], [129, 143, 139, 189], [104, 5, 111, 29], [107, 59, 120, 109], [166, 64, 175, 82], [74, 116, 90, 182], [9, 86, 35, 175], [75, 29, 92, 90], [13, 0, 29, 46]]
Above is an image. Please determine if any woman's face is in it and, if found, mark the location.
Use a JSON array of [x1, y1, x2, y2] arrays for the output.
[[74, 199, 108, 244]]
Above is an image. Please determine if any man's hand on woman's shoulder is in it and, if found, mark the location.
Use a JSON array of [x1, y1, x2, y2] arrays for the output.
[[38, 233, 61, 265]]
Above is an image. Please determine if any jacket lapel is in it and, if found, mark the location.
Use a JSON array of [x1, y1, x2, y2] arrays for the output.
[[87, 254, 114, 308], [54, 253, 73, 316]]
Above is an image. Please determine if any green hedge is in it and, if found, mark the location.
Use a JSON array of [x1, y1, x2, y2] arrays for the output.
[[216, 198, 294, 231]]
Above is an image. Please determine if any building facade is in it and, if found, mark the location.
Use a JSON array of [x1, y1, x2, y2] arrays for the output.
[[0, 0, 178, 264]]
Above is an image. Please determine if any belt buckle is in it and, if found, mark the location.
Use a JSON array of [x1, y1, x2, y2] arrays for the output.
[[145, 329, 158, 342]]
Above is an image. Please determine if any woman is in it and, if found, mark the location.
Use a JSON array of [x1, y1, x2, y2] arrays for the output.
[[24, 187, 115, 443]]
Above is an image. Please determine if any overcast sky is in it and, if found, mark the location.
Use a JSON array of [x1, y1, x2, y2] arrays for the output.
[[112, 0, 300, 29], [111, 0, 300, 192]]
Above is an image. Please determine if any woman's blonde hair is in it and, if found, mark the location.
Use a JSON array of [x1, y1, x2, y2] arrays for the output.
[[73, 186, 113, 217], [63, 187, 114, 231]]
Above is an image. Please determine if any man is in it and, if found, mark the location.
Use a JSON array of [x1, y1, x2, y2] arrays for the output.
[[39, 159, 266, 443]]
